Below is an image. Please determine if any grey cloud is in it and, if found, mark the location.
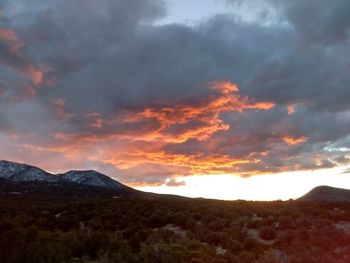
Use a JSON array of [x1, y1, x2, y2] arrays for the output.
[[283, 0, 350, 44], [225, 0, 350, 44], [166, 179, 186, 187], [0, 0, 349, 184]]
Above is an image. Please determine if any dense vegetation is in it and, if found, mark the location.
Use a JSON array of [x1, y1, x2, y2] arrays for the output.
[[1, 193, 350, 263]]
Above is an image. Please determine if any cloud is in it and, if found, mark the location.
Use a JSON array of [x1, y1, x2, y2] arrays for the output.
[[287, 104, 297, 115], [166, 179, 186, 187], [225, 0, 350, 44], [50, 98, 74, 120], [0, 25, 47, 100], [282, 136, 308, 145], [24, 65, 44, 86], [0, 28, 18, 41], [0, 0, 349, 185], [281, 0, 350, 44]]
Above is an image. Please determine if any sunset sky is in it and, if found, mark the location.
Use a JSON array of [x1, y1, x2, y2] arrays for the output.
[[0, 0, 350, 200]]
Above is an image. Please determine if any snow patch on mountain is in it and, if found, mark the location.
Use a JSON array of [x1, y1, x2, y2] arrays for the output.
[[62, 170, 123, 189], [0, 160, 125, 189], [0, 160, 60, 182]]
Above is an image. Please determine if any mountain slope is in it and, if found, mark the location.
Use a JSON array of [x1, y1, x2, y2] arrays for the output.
[[0, 160, 134, 195], [61, 170, 124, 189], [0, 160, 61, 182], [299, 185, 350, 202]]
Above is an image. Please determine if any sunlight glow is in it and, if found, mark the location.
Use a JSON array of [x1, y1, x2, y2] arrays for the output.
[[136, 166, 350, 201]]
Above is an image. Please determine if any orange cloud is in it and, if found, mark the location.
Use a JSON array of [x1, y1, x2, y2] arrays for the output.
[[35, 81, 277, 180], [0, 28, 22, 54], [210, 81, 239, 94], [106, 149, 253, 172], [86, 112, 103, 128], [287, 106, 295, 115], [121, 81, 275, 143], [287, 104, 297, 115], [25, 65, 44, 86], [11, 65, 48, 100], [282, 136, 308, 145], [0, 126, 22, 141], [0, 28, 18, 41], [51, 98, 75, 120], [18, 81, 278, 184], [0, 27, 47, 98]]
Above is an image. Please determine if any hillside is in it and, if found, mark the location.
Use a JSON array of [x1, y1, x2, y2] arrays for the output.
[[299, 185, 350, 202], [1, 192, 350, 263]]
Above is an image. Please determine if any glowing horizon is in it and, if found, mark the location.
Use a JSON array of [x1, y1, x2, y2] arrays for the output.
[[136, 166, 350, 201]]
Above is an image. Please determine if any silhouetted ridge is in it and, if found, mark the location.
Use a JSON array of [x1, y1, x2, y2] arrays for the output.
[[299, 185, 350, 202]]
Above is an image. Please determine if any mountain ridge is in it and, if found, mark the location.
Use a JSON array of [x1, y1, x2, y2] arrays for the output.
[[0, 160, 127, 190], [61, 170, 124, 189], [298, 185, 350, 202], [2, 160, 350, 202]]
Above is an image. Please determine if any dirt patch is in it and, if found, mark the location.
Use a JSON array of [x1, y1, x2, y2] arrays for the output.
[[247, 229, 275, 245], [163, 224, 187, 239]]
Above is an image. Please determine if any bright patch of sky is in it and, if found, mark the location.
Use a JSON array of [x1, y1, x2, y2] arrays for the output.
[[156, 0, 229, 25], [157, 0, 282, 27], [137, 165, 350, 201]]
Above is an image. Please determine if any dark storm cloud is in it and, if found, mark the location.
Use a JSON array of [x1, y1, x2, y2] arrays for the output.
[[280, 0, 350, 44], [0, 0, 349, 185], [225, 0, 350, 43]]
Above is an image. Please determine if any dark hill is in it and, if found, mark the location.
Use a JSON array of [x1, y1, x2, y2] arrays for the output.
[[0, 160, 138, 199], [298, 185, 350, 202]]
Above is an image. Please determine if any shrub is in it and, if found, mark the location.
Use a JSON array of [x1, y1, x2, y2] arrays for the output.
[[259, 226, 276, 240]]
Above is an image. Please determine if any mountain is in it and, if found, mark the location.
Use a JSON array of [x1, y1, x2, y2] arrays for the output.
[[298, 185, 350, 202], [61, 170, 124, 189], [0, 160, 135, 196], [0, 160, 61, 182]]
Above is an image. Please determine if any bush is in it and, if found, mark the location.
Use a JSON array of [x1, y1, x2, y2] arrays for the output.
[[259, 226, 276, 240], [278, 216, 294, 230]]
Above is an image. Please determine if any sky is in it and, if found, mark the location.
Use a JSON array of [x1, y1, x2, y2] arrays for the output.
[[0, 0, 350, 200]]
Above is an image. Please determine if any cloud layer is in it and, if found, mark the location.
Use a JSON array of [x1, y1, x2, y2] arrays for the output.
[[0, 0, 349, 185]]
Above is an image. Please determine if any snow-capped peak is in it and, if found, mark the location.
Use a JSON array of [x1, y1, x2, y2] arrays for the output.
[[61, 170, 123, 189], [0, 160, 125, 189], [0, 160, 60, 182]]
